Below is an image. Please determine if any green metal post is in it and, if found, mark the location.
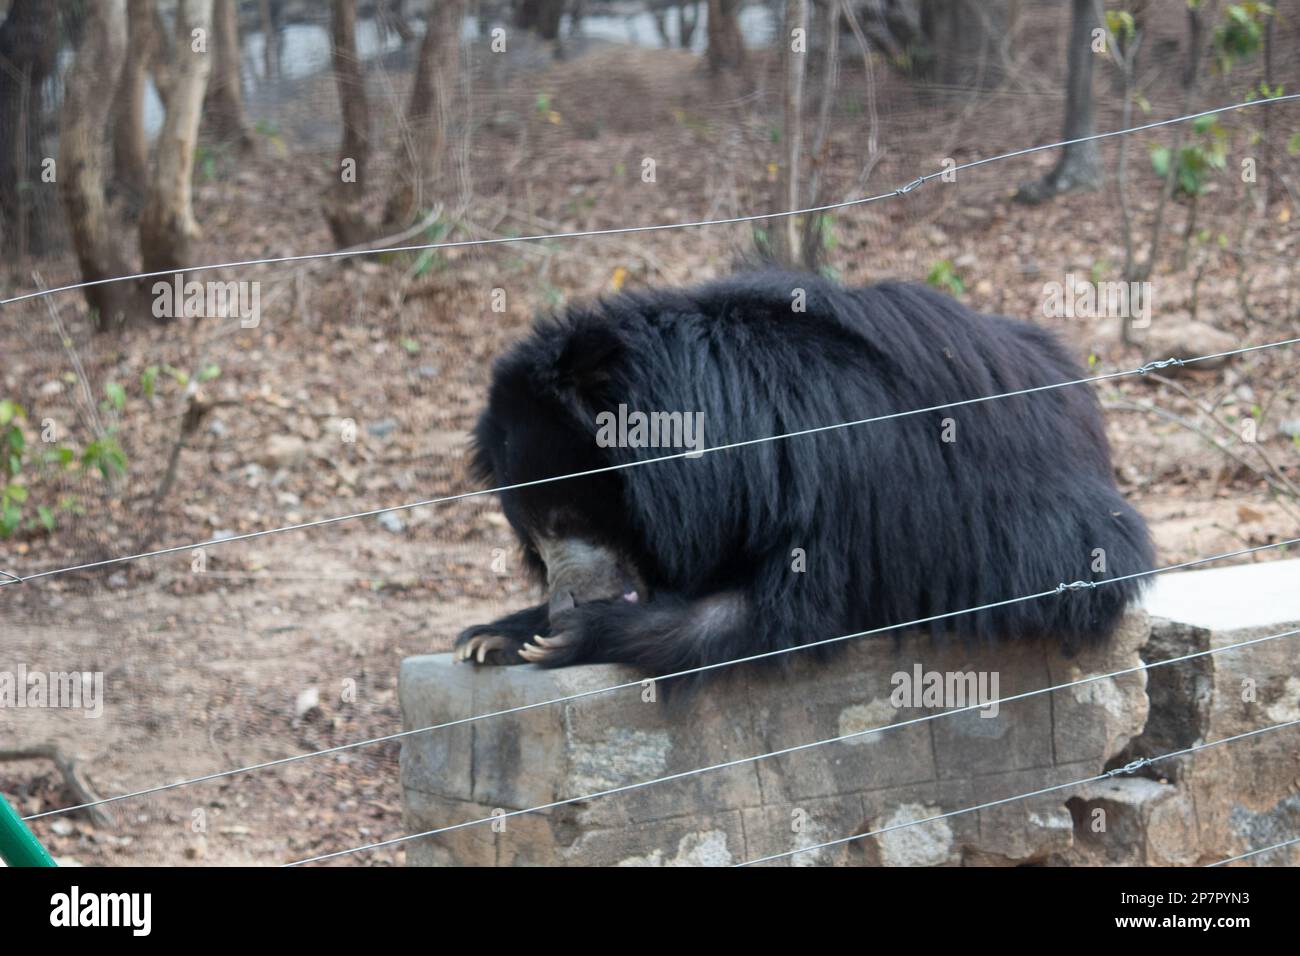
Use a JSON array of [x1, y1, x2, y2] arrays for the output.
[[0, 794, 56, 867]]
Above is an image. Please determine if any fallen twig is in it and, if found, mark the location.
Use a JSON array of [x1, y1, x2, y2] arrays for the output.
[[0, 743, 114, 828], [1104, 397, 1300, 528]]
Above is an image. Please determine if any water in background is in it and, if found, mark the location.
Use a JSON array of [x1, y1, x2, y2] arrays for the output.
[[137, 5, 778, 135]]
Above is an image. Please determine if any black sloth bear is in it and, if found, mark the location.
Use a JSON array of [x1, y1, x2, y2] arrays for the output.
[[454, 271, 1154, 674]]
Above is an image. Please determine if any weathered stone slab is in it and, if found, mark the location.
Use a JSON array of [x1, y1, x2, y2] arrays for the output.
[[1067, 777, 1199, 867], [401, 608, 1151, 865], [1143, 557, 1300, 630], [401, 559, 1300, 866], [1137, 557, 1300, 866]]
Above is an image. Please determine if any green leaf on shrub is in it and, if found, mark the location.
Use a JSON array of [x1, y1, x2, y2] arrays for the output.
[[142, 365, 160, 399]]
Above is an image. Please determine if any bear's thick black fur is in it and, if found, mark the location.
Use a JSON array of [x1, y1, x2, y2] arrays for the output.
[[459, 270, 1154, 674]]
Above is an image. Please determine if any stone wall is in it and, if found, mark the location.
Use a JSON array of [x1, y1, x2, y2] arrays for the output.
[[400, 560, 1300, 866]]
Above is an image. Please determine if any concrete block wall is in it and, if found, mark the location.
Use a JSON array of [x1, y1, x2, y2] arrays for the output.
[[400, 559, 1300, 866], [400, 612, 1154, 865], [1088, 558, 1300, 867]]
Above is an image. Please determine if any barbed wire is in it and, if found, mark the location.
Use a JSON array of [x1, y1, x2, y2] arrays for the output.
[[1207, 835, 1300, 867], [280, 616, 1300, 865], [1, 94, 1295, 309], [286, 657, 1300, 867], [736, 718, 1300, 867], [3, 334, 1297, 592], [2, 90, 1296, 591], [22, 537, 1299, 824], [5, 86, 1297, 868]]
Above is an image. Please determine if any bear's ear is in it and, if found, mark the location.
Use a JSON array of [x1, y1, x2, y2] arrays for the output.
[[551, 321, 625, 398]]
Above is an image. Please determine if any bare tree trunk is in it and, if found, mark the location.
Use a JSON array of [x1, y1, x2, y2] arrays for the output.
[[1115, 34, 1142, 321], [651, 1, 673, 46], [204, 0, 253, 150], [111, 0, 158, 218], [148, 1, 177, 98], [0, 0, 61, 256], [840, 0, 883, 196], [918, 0, 1009, 90], [517, 0, 565, 40], [706, 0, 746, 74], [1105, 0, 1148, 341], [383, 0, 465, 229], [1261, 9, 1276, 209], [60, 0, 135, 330], [258, 0, 279, 79], [378, 0, 415, 43], [679, 1, 700, 48], [140, 0, 214, 274], [1132, 0, 1213, 283], [800, 0, 842, 268], [1015, 0, 1102, 202], [324, 0, 373, 246], [774, 0, 809, 266]]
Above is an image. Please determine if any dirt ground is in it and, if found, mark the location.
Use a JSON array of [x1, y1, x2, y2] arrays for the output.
[[1, 10, 1298, 865]]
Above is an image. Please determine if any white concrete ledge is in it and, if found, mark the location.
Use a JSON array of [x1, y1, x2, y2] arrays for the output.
[[1143, 558, 1300, 631]]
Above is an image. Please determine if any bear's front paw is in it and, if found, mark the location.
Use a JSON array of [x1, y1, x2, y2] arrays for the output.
[[517, 631, 584, 665], [454, 626, 528, 666], [517, 602, 608, 667]]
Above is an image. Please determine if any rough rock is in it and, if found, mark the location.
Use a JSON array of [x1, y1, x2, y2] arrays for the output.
[[401, 610, 1150, 866]]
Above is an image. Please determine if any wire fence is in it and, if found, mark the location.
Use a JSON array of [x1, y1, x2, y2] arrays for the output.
[[20, 535, 1300, 825], [1208, 835, 1300, 868], [3, 333, 1298, 591], [283, 629, 1300, 866], [4, 92, 1299, 868], [736, 719, 1300, 867], [1, 93, 1295, 310]]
